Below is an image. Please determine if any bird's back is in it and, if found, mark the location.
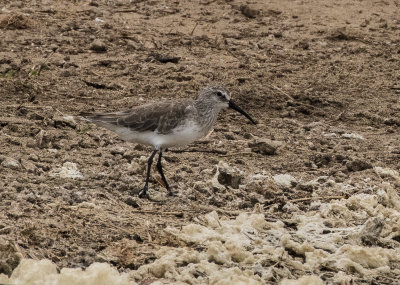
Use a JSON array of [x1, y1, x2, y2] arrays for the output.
[[81, 99, 196, 142]]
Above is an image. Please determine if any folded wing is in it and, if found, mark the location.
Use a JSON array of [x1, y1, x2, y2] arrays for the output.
[[80, 100, 193, 135]]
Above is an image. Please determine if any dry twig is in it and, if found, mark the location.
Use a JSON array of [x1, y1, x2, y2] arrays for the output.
[[289, 196, 345, 203]]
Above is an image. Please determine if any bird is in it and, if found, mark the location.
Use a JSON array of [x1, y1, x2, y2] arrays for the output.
[[80, 86, 256, 199]]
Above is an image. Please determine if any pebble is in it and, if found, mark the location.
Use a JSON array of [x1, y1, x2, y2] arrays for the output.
[[0, 64, 12, 74], [127, 161, 144, 175], [240, 5, 260, 18], [360, 217, 384, 246], [21, 159, 36, 173], [217, 161, 243, 189], [90, 39, 107, 53], [110, 146, 126, 155], [346, 159, 372, 172], [0, 240, 22, 276], [125, 197, 140, 208], [123, 150, 136, 161], [248, 139, 281, 155], [53, 116, 77, 129], [1, 157, 21, 170], [28, 153, 39, 162]]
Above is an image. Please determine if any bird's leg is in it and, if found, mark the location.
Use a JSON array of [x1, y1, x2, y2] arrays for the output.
[[139, 149, 158, 198], [156, 149, 174, 196]]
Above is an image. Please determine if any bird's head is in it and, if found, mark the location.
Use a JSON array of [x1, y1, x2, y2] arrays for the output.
[[199, 86, 257, 125]]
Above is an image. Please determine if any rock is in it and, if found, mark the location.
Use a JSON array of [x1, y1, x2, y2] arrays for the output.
[[35, 129, 49, 148], [123, 150, 136, 161], [313, 153, 333, 167], [110, 146, 125, 155], [125, 197, 140, 208], [127, 160, 144, 175], [346, 159, 372, 172], [53, 116, 76, 129], [1, 157, 21, 170], [90, 39, 107, 53], [360, 217, 384, 246], [27, 112, 45, 121], [224, 132, 236, 140], [89, 0, 99, 6], [273, 174, 297, 189], [0, 240, 22, 276], [245, 173, 270, 195], [28, 153, 39, 162], [217, 161, 243, 189], [240, 5, 260, 18], [149, 52, 180, 64], [374, 167, 399, 178], [248, 139, 281, 155], [0, 63, 12, 74], [21, 158, 36, 173]]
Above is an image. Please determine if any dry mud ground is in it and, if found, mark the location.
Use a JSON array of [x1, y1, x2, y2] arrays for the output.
[[1, 0, 400, 284]]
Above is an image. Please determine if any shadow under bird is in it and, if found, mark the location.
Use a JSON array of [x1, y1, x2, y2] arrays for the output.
[[81, 86, 256, 199]]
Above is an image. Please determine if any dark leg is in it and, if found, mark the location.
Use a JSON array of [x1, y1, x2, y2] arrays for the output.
[[139, 149, 158, 198], [156, 150, 174, 195]]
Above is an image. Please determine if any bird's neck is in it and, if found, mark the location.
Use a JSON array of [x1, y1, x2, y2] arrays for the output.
[[194, 99, 222, 131]]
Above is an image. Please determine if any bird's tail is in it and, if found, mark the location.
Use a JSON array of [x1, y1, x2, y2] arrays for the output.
[[77, 110, 131, 132]]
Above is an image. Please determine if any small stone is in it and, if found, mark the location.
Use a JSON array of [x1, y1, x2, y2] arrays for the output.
[[53, 115, 76, 129], [21, 158, 36, 173], [27, 112, 45, 121], [127, 161, 144, 175], [89, 0, 99, 6], [1, 157, 21, 170], [0, 240, 22, 276], [346, 159, 372, 172], [125, 197, 140, 208], [225, 132, 236, 140], [28, 153, 39, 162], [0, 64, 12, 74], [217, 161, 243, 189], [248, 139, 281, 155], [123, 150, 136, 161], [110, 146, 125, 155], [60, 70, 71, 77], [240, 5, 259, 18], [35, 129, 48, 148], [90, 39, 107, 53], [150, 52, 180, 64], [273, 174, 297, 189], [360, 217, 384, 246], [134, 144, 146, 151]]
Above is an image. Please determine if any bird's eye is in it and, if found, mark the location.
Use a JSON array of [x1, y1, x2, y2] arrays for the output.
[[216, 91, 223, 97]]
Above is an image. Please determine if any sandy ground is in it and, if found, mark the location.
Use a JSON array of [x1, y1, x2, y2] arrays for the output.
[[1, 0, 400, 284]]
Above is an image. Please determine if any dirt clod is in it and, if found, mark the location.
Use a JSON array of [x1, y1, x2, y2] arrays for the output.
[[90, 39, 108, 53], [1, 157, 21, 170], [240, 5, 260, 18], [248, 139, 279, 155], [217, 162, 243, 189], [346, 159, 373, 172]]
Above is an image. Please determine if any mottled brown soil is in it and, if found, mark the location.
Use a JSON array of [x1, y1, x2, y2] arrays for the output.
[[0, 0, 399, 283]]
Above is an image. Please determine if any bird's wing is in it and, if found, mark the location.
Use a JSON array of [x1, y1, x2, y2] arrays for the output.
[[81, 100, 193, 134]]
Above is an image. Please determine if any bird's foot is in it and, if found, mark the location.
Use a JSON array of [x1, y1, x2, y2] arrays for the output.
[[138, 185, 150, 199]]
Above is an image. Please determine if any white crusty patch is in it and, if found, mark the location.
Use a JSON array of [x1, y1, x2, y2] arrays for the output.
[[49, 162, 84, 179]]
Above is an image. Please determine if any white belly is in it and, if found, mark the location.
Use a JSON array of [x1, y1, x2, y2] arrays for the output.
[[115, 122, 206, 149]]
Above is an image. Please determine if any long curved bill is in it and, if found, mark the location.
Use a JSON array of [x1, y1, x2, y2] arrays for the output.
[[229, 100, 257, 125]]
